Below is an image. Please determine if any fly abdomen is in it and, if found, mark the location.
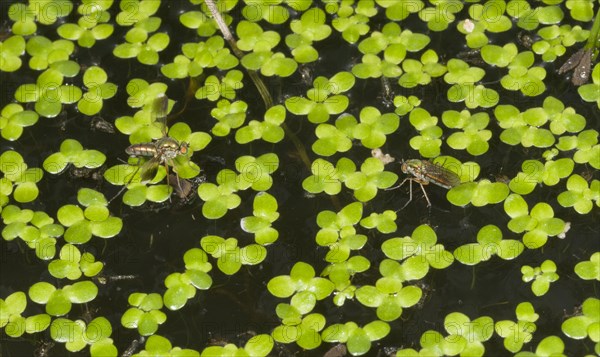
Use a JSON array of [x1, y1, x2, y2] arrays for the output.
[[126, 144, 158, 157]]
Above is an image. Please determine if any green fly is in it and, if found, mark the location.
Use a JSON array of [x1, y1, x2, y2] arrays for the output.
[[108, 94, 190, 203], [125, 94, 189, 182], [397, 159, 462, 209]]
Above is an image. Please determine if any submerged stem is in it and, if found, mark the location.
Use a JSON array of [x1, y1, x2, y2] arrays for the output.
[[203, 0, 272, 108], [203, 0, 312, 172]]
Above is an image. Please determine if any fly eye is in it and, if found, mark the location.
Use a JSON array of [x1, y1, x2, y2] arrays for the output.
[[180, 146, 188, 155]]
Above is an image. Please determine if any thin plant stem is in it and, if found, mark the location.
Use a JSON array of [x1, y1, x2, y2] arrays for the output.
[[203, 0, 313, 172], [585, 9, 600, 60], [203, 0, 272, 108]]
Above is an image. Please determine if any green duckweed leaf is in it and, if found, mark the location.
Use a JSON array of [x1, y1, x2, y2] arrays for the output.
[[481, 43, 518, 67], [8, 4, 37, 35], [578, 64, 600, 109], [574, 252, 600, 281], [345, 158, 398, 202], [561, 297, 599, 346], [447, 180, 508, 207], [236, 105, 286, 144], [0, 35, 26, 72], [558, 175, 600, 214], [235, 153, 279, 191], [521, 260, 559, 296], [353, 107, 400, 149]]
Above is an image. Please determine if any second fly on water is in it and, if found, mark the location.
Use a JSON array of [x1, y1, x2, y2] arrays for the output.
[[124, 93, 189, 192], [397, 159, 462, 209]]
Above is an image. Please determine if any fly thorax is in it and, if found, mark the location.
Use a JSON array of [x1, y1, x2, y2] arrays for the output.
[[157, 138, 181, 159]]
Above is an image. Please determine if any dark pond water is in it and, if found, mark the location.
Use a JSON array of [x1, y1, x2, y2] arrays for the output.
[[1, 1, 599, 356]]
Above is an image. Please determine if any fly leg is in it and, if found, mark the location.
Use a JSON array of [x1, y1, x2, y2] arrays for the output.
[[396, 178, 413, 212], [387, 176, 415, 211], [162, 160, 174, 203], [395, 179, 414, 212], [395, 178, 431, 212], [417, 181, 432, 207], [386, 177, 411, 191], [108, 157, 143, 204], [412, 177, 432, 207], [166, 158, 186, 199]]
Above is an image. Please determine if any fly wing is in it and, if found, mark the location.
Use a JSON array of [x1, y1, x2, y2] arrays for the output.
[[140, 156, 161, 182], [152, 93, 169, 137], [429, 161, 462, 188]]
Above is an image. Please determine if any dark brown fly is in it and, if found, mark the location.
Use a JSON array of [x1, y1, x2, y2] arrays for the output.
[[401, 159, 461, 189], [395, 159, 462, 209]]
